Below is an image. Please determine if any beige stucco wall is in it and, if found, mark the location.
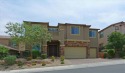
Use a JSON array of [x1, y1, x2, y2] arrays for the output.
[[89, 29, 98, 47], [99, 26, 115, 46], [60, 25, 90, 41], [0, 38, 10, 46], [98, 22, 125, 46], [55, 24, 98, 49], [119, 23, 125, 34]]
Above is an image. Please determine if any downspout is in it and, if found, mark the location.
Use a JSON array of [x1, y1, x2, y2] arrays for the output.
[[66, 24, 68, 42]]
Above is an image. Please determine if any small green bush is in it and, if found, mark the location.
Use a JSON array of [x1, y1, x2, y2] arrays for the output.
[[41, 54, 47, 59], [118, 51, 125, 58], [51, 56, 55, 62], [0, 46, 9, 59], [22, 50, 31, 58], [32, 62, 36, 66], [32, 50, 40, 59], [4, 55, 16, 65], [103, 52, 107, 58], [122, 56, 125, 59], [60, 56, 65, 61], [107, 49, 115, 59], [17, 61, 24, 67], [61, 61, 64, 64], [26, 57, 32, 61], [41, 61, 46, 66]]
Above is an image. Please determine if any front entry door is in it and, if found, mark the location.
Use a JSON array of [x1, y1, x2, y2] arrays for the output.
[[48, 45, 58, 57]]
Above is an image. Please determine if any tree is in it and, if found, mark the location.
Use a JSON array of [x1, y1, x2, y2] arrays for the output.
[[0, 46, 9, 59], [24, 23, 52, 53], [5, 22, 52, 57], [106, 32, 125, 52], [5, 22, 26, 57], [5, 22, 25, 44]]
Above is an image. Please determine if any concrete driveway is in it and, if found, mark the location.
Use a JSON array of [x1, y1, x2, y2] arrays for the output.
[[68, 58, 122, 65]]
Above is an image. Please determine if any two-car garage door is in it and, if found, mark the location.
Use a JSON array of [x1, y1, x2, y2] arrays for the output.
[[64, 47, 86, 59]]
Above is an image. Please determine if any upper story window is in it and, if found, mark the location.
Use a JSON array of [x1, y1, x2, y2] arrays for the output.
[[48, 28, 58, 32], [89, 30, 96, 38], [115, 26, 119, 30], [71, 26, 80, 35], [100, 32, 104, 38]]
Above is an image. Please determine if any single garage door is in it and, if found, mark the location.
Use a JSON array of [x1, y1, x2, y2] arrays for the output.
[[89, 48, 97, 58], [64, 47, 86, 59]]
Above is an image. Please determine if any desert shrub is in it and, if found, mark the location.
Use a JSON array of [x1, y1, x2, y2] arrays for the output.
[[41, 54, 47, 59], [41, 61, 46, 66], [61, 61, 64, 64], [37, 57, 41, 59], [4, 55, 16, 65], [118, 51, 125, 58], [22, 50, 31, 58], [0, 46, 9, 59], [122, 56, 125, 59], [32, 50, 40, 59], [103, 52, 107, 58], [26, 57, 32, 61], [51, 56, 55, 62], [107, 49, 115, 59], [60, 56, 65, 61], [17, 61, 24, 67], [32, 62, 36, 66]]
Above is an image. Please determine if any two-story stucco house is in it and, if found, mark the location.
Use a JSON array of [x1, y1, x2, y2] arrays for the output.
[[98, 21, 125, 51], [0, 21, 99, 58], [23, 21, 99, 59]]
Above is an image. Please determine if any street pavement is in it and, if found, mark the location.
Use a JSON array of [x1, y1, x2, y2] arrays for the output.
[[31, 64, 125, 73]]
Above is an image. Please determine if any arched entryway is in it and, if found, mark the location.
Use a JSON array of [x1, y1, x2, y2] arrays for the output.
[[47, 40, 60, 57]]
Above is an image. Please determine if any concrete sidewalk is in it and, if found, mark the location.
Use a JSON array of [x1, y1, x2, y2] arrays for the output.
[[1, 60, 125, 73]]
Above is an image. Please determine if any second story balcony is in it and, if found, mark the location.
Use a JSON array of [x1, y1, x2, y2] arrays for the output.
[[48, 27, 64, 40], [48, 28, 59, 36], [48, 28, 58, 32]]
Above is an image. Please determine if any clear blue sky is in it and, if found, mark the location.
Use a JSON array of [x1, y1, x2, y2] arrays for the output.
[[0, 0, 125, 35]]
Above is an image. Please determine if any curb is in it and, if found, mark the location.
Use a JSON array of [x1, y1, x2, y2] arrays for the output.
[[1, 60, 125, 73]]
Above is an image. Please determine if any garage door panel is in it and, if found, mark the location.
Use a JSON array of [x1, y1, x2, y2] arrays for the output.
[[64, 47, 86, 59], [90, 48, 96, 58]]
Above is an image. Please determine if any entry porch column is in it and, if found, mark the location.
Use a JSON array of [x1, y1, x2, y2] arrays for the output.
[[42, 45, 47, 54], [60, 45, 65, 56]]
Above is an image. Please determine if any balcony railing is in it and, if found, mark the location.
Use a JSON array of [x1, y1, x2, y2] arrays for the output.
[[48, 28, 58, 32], [49, 31, 59, 36]]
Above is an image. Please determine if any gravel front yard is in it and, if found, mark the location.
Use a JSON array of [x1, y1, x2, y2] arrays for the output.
[[0, 58, 71, 71], [0, 58, 122, 71]]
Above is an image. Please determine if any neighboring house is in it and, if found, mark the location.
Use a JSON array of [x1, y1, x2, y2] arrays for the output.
[[0, 35, 19, 54], [24, 21, 99, 59], [98, 21, 125, 51], [0, 36, 10, 46]]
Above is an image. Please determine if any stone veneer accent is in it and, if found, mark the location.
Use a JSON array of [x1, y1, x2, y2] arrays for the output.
[[60, 46, 64, 56], [64, 41, 88, 47], [42, 45, 47, 54]]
